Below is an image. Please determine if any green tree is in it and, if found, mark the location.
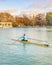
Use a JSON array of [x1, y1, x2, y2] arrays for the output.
[[46, 12, 52, 26]]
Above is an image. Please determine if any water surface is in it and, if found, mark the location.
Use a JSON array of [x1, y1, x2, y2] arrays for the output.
[[0, 27, 52, 65]]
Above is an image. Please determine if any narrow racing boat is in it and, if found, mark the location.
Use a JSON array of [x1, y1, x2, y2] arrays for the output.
[[12, 39, 49, 47]]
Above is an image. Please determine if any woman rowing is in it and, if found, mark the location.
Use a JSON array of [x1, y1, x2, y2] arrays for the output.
[[21, 34, 28, 41]]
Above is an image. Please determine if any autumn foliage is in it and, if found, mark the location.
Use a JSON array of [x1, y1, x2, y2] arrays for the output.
[[0, 12, 52, 27]]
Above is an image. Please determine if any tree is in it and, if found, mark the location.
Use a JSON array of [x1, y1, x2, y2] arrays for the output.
[[0, 12, 14, 22], [35, 14, 46, 26], [46, 12, 52, 26], [15, 16, 23, 27], [30, 15, 36, 26], [22, 14, 31, 26]]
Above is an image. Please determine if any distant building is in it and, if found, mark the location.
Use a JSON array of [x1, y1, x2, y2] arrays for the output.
[[0, 22, 12, 28]]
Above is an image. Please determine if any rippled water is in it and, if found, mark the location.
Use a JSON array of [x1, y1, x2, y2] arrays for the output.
[[0, 27, 52, 65]]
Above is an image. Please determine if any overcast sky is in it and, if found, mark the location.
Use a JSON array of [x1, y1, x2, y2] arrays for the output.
[[0, 0, 52, 16]]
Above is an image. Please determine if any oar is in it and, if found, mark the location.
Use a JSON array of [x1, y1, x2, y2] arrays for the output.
[[10, 39, 21, 45], [12, 38, 48, 43], [11, 39, 17, 41], [28, 38, 48, 43]]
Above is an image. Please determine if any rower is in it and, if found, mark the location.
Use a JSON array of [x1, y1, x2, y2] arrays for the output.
[[22, 34, 28, 41]]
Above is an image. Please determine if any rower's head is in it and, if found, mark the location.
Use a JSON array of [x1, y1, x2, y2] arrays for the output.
[[24, 34, 25, 36]]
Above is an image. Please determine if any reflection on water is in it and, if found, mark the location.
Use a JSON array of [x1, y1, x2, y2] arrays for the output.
[[0, 27, 52, 65]]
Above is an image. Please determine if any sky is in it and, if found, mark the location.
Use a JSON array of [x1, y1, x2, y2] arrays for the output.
[[0, 0, 52, 16]]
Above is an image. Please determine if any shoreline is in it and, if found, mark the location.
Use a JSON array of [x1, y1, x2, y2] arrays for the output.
[[0, 26, 52, 28], [15, 26, 52, 28]]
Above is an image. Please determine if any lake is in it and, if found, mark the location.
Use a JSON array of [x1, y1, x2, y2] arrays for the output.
[[0, 27, 52, 65]]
